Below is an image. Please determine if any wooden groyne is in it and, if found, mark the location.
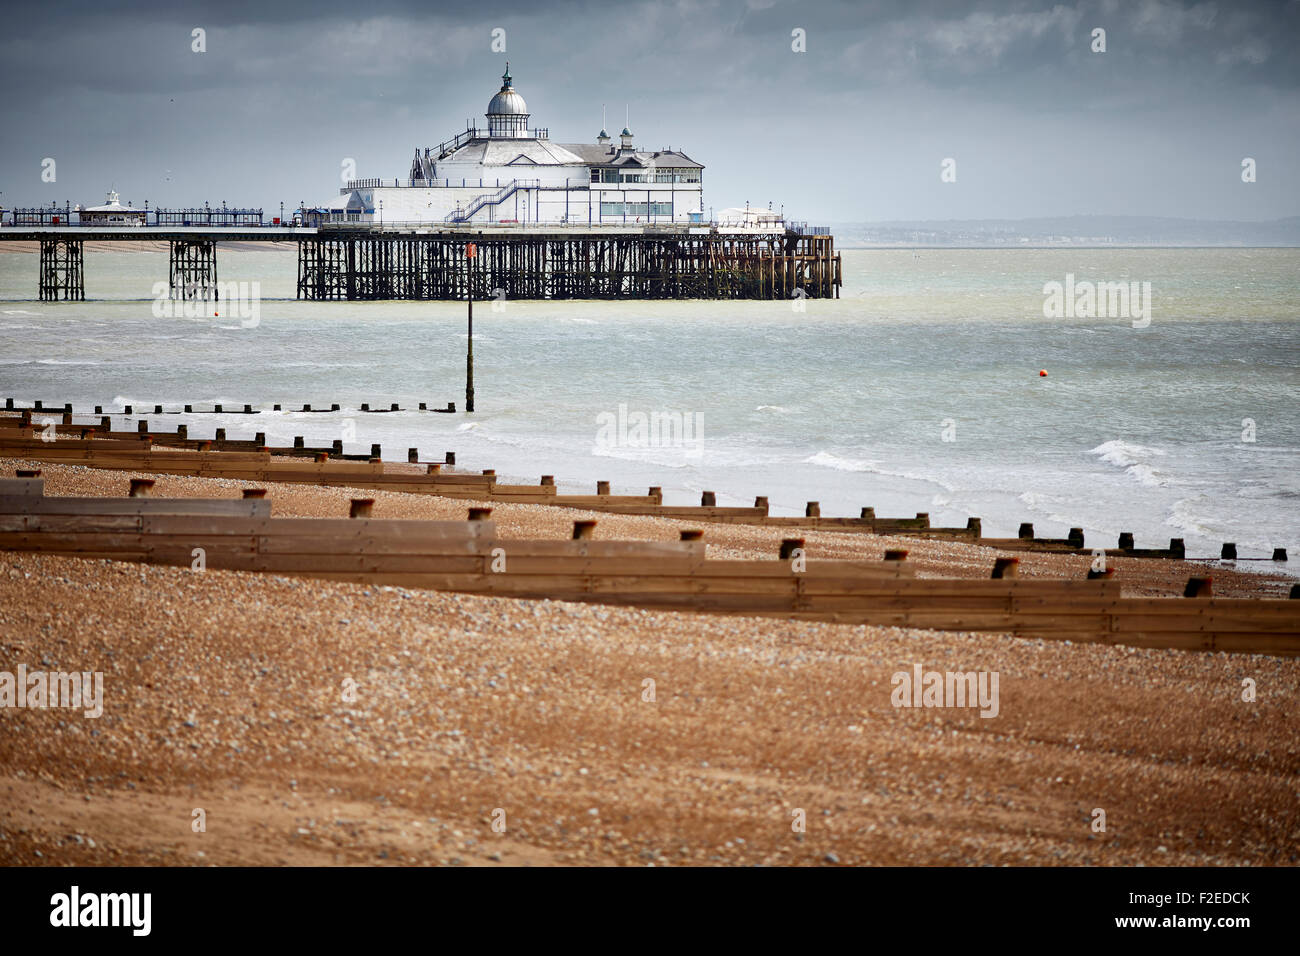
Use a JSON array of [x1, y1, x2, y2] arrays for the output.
[[1, 401, 1290, 567], [1, 477, 1295, 656]]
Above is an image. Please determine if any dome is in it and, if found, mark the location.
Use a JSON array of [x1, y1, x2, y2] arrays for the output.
[[488, 87, 528, 115], [487, 65, 528, 116]]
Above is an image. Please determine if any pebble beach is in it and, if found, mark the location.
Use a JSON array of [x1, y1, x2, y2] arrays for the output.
[[1, 457, 1296, 866]]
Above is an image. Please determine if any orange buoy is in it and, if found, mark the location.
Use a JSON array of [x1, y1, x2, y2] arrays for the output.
[[1039, 369, 1048, 377]]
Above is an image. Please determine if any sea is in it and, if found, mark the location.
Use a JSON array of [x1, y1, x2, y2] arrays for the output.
[[2, 246, 1297, 562]]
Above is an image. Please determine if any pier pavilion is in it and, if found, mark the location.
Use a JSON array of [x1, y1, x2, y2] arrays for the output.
[[311, 65, 706, 228]]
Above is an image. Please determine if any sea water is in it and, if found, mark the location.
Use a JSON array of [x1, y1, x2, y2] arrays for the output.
[[1, 246, 1297, 561]]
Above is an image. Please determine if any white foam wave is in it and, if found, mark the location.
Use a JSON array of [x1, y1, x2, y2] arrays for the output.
[[804, 450, 956, 491], [804, 451, 876, 472], [1166, 496, 1219, 539], [1090, 439, 1171, 487]]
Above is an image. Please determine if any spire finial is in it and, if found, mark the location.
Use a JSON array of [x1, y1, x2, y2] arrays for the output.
[[502, 61, 511, 87]]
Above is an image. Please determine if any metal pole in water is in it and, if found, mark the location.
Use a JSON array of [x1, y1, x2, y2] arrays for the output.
[[466, 241, 476, 413]]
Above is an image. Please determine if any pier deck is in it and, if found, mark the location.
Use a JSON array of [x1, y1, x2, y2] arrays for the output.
[[0, 225, 841, 301]]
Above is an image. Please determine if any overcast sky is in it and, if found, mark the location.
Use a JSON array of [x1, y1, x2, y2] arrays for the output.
[[2, 0, 1297, 222]]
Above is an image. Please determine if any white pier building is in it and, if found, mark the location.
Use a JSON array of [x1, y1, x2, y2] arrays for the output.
[[310, 65, 705, 228]]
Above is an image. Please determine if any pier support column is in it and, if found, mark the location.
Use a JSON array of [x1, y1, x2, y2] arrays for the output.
[[169, 239, 219, 302], [38, 238, 85, 301]]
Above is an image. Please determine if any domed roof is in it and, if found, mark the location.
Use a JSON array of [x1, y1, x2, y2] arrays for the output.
[[487, 64, 528, 116]]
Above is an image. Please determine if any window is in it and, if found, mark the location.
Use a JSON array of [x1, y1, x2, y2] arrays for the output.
[[652, 168, 701, 183], [600, 202, 675, 218]]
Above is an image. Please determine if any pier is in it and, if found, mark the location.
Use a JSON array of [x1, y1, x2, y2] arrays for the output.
[[0, 225, 840, 302]]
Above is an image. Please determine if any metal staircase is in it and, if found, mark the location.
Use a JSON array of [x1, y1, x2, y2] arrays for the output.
[[443, 179, 540, 223]]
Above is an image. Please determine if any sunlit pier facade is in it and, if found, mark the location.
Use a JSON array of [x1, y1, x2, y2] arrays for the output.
[[312, 66, 705, 228]]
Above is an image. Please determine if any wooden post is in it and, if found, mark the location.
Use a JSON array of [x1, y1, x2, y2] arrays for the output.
[[361, 403, 370, 411], [541, 475, 555, 487], [468, 507, 493, 521], [446, 452, 456, 465], [427, 463, 442, 474], [1169, 538, 1185, 559], [138, 420, 149, 433], [1018, 522, 1034, 539], [573, 520, 597, 539], [1221, 542, 1237, 560], [242, 488, 267, 499], [701, 491, 716, 506], [255, 432, 266, 446], [315, 453, 329, 463], [215, 428, 226, 442], [596, 480, 610, 495], [991, 557, 1019, 579], [15, 469, 41, 477], [1118, 532, 1135, 550], [754, 496, 769, 514], [779, 538, 804, 560], [680, 529, 704, 541], [1067, 528, 1085, 548], [294, 436, 304, 449], [408, 448, 419, 463], [129, 478, 154, 498], [966, 517, 982, 537], [349, 498, 374, 518], [884, 549, 909, 562], [1183, 576, 1212, 597], [370, 443, 381, 459], [1274, 548, 1289, 562], [805, 501, 820, 518], [177, 425, 187, 440], [860, 507, 875, 520]]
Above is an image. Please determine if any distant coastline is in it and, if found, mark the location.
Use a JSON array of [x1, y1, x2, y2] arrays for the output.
[[831, 215, 1300, 249]]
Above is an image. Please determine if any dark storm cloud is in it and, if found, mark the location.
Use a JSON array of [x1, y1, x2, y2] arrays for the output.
[[1, 0, 1297, 221]]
